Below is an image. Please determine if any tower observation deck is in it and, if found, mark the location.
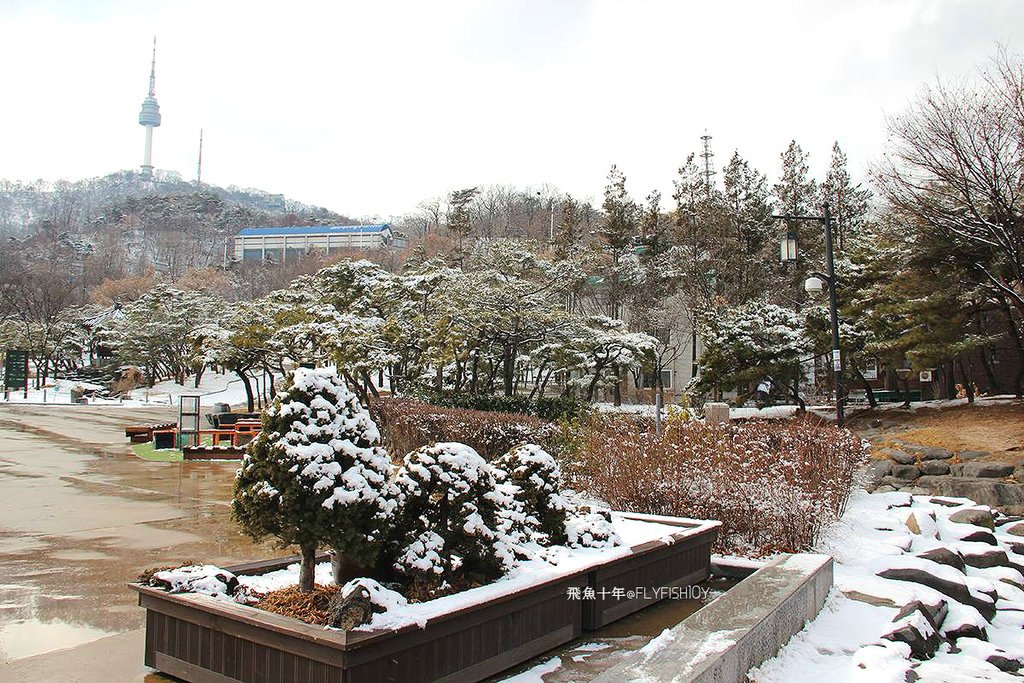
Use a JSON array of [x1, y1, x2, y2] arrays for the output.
[[138, 38, 161, 178]]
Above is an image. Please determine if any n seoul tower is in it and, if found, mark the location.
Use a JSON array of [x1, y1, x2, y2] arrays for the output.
[[138, 37, 162, 179]]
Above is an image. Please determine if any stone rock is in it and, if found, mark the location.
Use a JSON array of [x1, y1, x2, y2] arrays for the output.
[[959, 530, 999, 546], [960, 547, 1010, 569], [880, 476, 904, 489], [950, 464, 964, 477], [876, 567, 996, 621], [843, 590, 900, 609], [882, 608, 942, 660], [894, 599, 948, 631], [902, 487, 929, 495], [948, 508, 995, 530], [944, 621, 988, 641], [987, 655, 1022, 673], [919, 478, 1024, 516], [905, 510, 936, 536], [962, 462, 1015, 479], [918, 461, 951, 476], [704, 402, 730, 424], [919, 447, 954, 461], [1003, 522, 1024, 537], [893, 465, 921, 480], [327, 585, 375, 630], [958, 450, 989, 461], [875, 485, 897, 494], [890, 450, 918, 465], [916, 547, 966, 573], [928, 497, 962, 507], [864, 460, 892, 489]]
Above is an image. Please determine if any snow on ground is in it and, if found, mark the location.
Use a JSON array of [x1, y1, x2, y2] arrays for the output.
[[0, 371, 265, 408], [750, 490, 1024, 682], [593, 402, 824, 420]]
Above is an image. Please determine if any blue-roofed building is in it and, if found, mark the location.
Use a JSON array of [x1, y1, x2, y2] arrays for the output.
[[233, 224, 404, 262]]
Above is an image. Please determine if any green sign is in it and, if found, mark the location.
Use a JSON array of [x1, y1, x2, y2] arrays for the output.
[[4, 350, 29, 390]]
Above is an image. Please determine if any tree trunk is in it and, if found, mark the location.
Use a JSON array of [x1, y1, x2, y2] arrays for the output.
[[958, 356, 975, 403], [613, 366, 622, 407], [331, 550, 364, 585], [237, 369, 255, 412], [853, 366, 877, 408], [299, 544, 316, 593], [503, 345, 514, 397], [978, 347, 999, 394]]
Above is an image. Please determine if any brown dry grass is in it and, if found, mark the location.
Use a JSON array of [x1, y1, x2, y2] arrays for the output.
[[866, 402, 1024, 464]]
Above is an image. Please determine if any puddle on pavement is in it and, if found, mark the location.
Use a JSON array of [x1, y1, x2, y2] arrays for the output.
[[0, 406, 280, 662], [492, 576, 737, 682], [0, 617, 116, 660]]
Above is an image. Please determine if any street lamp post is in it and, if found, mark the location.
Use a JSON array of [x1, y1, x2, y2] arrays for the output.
[[775, 203, 845, 427]]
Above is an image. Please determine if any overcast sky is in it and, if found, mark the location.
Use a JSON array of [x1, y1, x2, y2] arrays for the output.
[[1, 0, 1021, 219]]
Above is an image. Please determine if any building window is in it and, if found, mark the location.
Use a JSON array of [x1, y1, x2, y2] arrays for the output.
[[863, 357, 878, 380], [641, 369, 672, 389]]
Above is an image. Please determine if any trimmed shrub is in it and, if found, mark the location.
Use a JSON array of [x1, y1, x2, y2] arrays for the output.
[[376, 398, 553, 460], [493, 444, 568, 545], [565, 413, 867, 557], [233, 367, 394, 592], [390, 442, 518, 597]]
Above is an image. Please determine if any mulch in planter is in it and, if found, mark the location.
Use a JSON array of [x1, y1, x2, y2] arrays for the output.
[[254, 585, 341, 625]]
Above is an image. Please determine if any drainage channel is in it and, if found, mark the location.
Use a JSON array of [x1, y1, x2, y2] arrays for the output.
[[491, 575, 739, 682]]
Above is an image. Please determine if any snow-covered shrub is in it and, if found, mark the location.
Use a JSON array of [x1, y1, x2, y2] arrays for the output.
[[376, 398, 553, 460], [563, 501, 620, 549], [390, 442, 517, 596], [493, 444, 568, 545], [233, 367, 395, 592], [566, 413, 868, 556]]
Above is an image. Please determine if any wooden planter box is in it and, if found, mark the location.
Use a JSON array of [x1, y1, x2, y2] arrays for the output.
[[132, 515, 718, 683]]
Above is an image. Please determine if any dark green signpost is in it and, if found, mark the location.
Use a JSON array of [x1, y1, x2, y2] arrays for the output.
[[4, 349, 29, 399]]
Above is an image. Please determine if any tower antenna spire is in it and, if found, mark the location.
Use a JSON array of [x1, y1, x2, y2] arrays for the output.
[[196, 129, 204, 185], [700, 130, 715, 196], [149, 36, 157, 97]]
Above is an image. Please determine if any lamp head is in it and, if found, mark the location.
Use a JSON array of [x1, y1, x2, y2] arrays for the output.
[[804, 276, 824, 295]]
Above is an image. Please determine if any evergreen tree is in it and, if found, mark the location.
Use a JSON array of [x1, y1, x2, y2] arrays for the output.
[[446, 187, 479, 268], [823, 142, 871, 252], [232, 367, 395, 592]]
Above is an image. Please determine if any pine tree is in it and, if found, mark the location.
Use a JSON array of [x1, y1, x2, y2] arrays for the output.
[[391, 442, 511, 594], [446, 187, 479, 268], [232, 367, 395, 592], [773, 140, 817, 216], [823, 142, 871, 252]]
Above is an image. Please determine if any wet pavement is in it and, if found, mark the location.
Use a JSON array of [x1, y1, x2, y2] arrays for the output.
[[0, 404, 276, 680]]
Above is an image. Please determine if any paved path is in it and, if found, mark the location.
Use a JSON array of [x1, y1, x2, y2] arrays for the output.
[[0, 404, 275, 680]]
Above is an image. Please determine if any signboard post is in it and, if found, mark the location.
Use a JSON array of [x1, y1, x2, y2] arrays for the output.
[[3, 349, 29, 400], [178, 395, 201, 448]]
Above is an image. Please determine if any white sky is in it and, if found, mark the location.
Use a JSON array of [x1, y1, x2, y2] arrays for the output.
[[0, 0, 1021, 219]]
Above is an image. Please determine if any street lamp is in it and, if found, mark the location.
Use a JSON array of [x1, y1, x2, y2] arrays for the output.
[[774, 203, 846, 427]]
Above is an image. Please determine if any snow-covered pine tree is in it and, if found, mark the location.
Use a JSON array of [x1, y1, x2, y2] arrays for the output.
[[493, 444, 568, 545], [391, 442, 515, 595], [232, 367, 395, 592]]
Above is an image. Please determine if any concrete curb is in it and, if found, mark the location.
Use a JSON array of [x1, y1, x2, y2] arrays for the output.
[[593, 553, 834, 683]]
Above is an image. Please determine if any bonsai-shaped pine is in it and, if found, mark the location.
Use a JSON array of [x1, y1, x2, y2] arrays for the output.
[[493, 443, 569, 546], [391, 442, 516, 596], [232, 367, 395, 592]]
